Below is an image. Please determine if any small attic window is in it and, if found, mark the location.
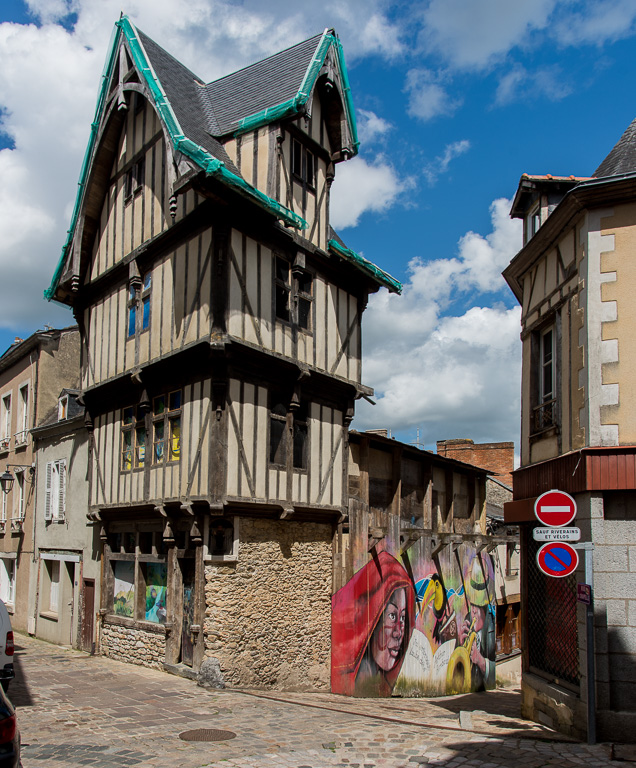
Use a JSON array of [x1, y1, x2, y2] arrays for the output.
[[125, 157, 145, 201], [291, 139, 314, 188], [58, 395, 68, 421]]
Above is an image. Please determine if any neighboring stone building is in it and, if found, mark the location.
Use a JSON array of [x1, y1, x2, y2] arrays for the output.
[[437, 439, 520, 684], [503, 120, 636, 742], [0, 327, 80, 633], [45, 17, 401, 685], [29, 389, 98, 652]]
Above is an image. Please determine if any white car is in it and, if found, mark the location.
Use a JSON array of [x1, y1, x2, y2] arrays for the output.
[[0, 602, 14, 692]]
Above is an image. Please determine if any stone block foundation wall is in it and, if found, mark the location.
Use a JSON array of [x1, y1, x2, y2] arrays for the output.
[[204, 518, 332, 689], [100, 621, 167, 670]]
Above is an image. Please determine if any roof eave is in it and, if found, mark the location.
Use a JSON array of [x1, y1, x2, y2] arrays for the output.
[[328, 239, 402, 294]]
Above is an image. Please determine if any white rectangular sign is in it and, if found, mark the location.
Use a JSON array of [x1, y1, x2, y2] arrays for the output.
[[533, 527, 581, 542]]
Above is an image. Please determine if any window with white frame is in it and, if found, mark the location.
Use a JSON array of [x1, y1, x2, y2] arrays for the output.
[[0, 558, 15, 606], [0, 394, 10, 450], [44, 559, 60, 615], [45, 460, 66, 522], [532, 324, 558, 433], [16, 384, 28, 445], [205, 517, 238, 562], [14, 471, 24, 520], [1, 491, 6, 523]]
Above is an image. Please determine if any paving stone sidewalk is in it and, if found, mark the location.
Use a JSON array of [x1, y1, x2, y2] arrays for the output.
[[10, 634, 615, 768]]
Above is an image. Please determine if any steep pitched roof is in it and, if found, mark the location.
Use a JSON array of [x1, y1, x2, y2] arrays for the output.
[[46, 17, 364, 302], [594, 117, 636, 178], [203, 33, 324, 136]]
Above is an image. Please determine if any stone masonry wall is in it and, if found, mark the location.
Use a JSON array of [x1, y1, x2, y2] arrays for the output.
[[204, 518, 332, 690], [101, 622, 166, 670]]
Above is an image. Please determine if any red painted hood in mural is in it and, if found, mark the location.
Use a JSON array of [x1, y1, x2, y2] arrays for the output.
[[331, 551, 415, 696]]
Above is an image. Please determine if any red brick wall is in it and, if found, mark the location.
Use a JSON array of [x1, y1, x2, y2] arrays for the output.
[[436, 439, 514, 488]]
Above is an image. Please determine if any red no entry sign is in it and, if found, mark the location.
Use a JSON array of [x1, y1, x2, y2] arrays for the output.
[[537, 542, 579, 578], [534, 489, 577, 527]]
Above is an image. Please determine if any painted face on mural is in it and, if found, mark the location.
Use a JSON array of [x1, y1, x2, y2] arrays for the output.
[[470, 603, 486, 633], [370, 588, 407, 671]]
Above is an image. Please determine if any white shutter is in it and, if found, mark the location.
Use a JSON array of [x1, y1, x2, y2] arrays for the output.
[[57, 460, 66, 520], [44, 462, 53, 520]]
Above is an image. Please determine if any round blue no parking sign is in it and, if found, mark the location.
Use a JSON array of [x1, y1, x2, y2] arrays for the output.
[[536, 541, 579, 578]]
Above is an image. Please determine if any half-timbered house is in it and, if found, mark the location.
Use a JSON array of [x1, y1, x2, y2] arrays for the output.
[[46, 17, 400, 686]]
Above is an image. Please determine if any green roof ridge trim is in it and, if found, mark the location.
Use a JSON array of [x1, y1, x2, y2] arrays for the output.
[[235, 31, 359, 154], [45, 16, 307, 301], [328, 239, 402, 294]]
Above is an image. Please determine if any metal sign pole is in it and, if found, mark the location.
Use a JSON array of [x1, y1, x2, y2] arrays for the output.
[[574, 542, 595, 745]]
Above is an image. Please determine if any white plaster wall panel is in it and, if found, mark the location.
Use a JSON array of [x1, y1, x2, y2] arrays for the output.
[[160, 255, 173, 365], [309, 402, 321, 503], [600, 425, 619, 446], [335, 287, 348, 379], [600, 301, 618, 323], [244, 239, 260, 347], [188, 381, 202, 497], [325, 285, 338, 372], [529, 261, 546, 312], [332, 415, 343, 508], [226, 379, 241, 498], [601, 339, 619, 364], [228, 230, 243, 339], [259, 247, 272, 350], [601, 384, 619, 406], [242, 382, 256, 497], [580, 210, 615, 446], [315, 279, 326, 372], [254, 386, 268, 499]]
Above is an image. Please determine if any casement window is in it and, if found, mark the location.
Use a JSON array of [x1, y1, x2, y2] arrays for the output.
[[505, 542, 519, 577], [268, 396, 309, 470], [108, 528, 167, 625], [206, 517, 238, 562], [291, 139, 315, 188], [15, 384, 29, 445], [14, 471, 24, 520], [127, 273, 151, 338], [42, 559, 60, 616], [121, 406, 144, 470], [525, 204, 541, 244], [533, 325, 557, 433], [44, 459, 66, 522], [124, 157, 145, 201], [274, 256, 313, 331], [121, 390, 181, 471], [0, 558, 15, 606], [0, 394, 11, 450], [275, 258, 291, 322], [295, 270, 313, 331], [152, 391, 181, 464], [1, 491, 6, 523]]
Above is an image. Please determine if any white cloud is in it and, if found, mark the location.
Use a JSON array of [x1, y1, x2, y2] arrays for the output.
[[423, 139, 470, 185], [353, 198, 523, 447], [405, 68, 461, 121], [357, 109, 393, 145], [551, 0, 636, 47], [330, 155, 411, 230], [418, 0, 558, 71], [496, 64, 572, 105]]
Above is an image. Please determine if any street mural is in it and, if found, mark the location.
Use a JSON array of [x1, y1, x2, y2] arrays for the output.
[[332, 547, 496, 697]]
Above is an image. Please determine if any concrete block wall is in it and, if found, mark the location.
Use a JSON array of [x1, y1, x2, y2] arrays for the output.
[[437, 439, 514, 488]]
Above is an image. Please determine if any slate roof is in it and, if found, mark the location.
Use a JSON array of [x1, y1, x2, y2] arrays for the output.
[[203, 33, 324, 136], [137, 30, 238, 172], [594, 117, 636, 178]]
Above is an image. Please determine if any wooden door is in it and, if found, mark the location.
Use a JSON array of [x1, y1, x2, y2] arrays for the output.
[[81, 579, 95, 653], [180, 561, 195, 667]]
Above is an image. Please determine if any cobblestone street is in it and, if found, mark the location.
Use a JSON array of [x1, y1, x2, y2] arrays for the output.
[[10, 634, 616, 768]]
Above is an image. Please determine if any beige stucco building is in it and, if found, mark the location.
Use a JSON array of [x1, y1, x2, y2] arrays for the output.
[[504, 119, 636, 743], [0, 327, 80, 633]]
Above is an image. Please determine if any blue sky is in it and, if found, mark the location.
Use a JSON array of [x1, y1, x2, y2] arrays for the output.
[[1, 0, 636, 456]]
